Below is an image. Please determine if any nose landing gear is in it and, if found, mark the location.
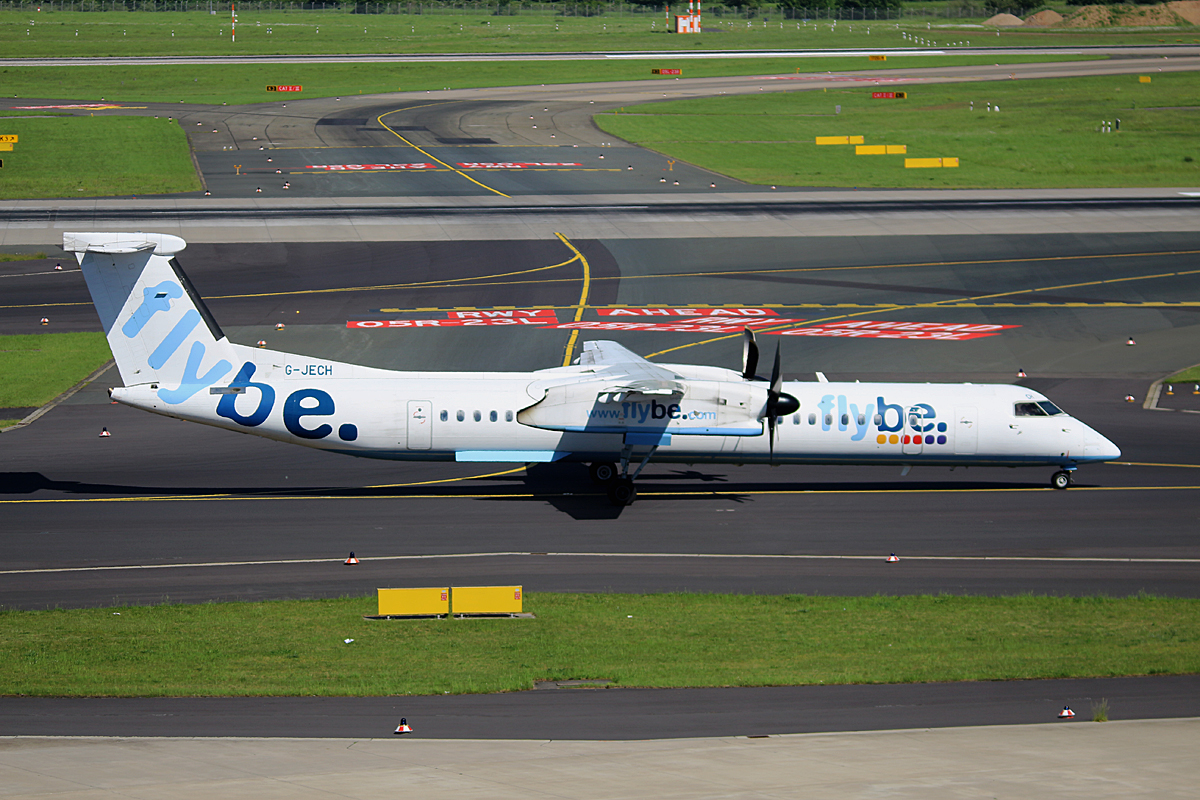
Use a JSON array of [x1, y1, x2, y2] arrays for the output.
[[1051, 469, 1074, 490]]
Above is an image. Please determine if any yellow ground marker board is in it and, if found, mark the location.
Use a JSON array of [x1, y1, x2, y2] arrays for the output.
[[1139, 76, 1152, 83], [0, 134, 17, 143], [377, 587, 449, 616], [453, 585, 523, 615], [905, 157, 959, 168], [816, 136, 865, 145]]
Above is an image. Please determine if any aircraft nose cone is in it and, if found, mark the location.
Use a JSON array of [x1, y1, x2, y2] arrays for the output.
[[1084, 428, 1121, 461]]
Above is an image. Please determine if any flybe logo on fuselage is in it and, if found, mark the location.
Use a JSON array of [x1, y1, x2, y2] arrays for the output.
[[586, 400, 717, 424], [817, 395, 949, 446]]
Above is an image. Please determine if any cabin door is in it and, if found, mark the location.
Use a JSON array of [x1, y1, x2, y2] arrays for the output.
[[954, 406, 978, 455], [406, 400, 432, 450], [902, 405, 926, 455]]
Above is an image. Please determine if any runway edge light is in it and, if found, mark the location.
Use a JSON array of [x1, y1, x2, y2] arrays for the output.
[[1058, 706, 1076, 719], [394, 717, 413, 734], [344, 552, 359, 565], [886, 553, 899, 563]]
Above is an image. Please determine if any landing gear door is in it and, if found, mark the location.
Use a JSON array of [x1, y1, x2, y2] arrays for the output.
[[407, 400, 432, 450], [954, 406, 978, 455], [902, 405, 925, 455]]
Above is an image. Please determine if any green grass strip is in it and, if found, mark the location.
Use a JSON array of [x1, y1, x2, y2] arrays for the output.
[[595, 70, 1200, 189], [0, 116, 200, 199], [0, 332, 111, 409], [3, 593, 1196, 697], [1165, 365, 1200, 384], [0, 10, 1194, 58], [0, 54, 1104, 107]]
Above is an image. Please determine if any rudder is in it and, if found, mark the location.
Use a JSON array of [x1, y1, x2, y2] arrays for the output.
[[66, 232, 236, 405]]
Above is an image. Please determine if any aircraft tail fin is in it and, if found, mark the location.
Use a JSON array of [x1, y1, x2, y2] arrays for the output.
[[66, 232, 236, 404]]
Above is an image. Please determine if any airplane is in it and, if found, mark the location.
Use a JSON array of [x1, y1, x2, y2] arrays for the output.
[[67, 231, 1122, 506]]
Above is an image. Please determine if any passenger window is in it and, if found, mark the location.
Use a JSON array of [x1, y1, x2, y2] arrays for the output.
[[857, 414, 865, 426], [808, 413, 816, 425], [840, 414, 849, 426], [473, 410, 481, 422], [824, 414, 832, 426], [505, 410, 514, 422], [456, 410, 464, 422], [440, 410, 448, 422], [1014, 402, 1047, 417], [792, 414, 800, 425], [489, 410, 497, 422], [873, 414, 882, 425]]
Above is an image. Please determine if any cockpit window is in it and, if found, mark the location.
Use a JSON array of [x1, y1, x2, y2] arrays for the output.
[[1014, 402, 1048, 417], [1037, 401, 1065, 416]]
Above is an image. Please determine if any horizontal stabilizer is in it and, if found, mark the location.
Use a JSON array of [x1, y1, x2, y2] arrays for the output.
[[64, 232, 187, 257]]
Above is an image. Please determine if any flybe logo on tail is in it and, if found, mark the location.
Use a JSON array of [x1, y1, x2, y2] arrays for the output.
[[121, 279, 231, 405], [216, 362, 359, 442]]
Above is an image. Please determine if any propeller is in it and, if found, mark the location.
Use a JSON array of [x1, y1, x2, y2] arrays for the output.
[[741, 328, 759, 381], [765, 342, 800, 457]]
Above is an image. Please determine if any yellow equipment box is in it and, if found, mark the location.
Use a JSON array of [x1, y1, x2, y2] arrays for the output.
[[377, 587, 449, 617], [453, 585, 523, 615]]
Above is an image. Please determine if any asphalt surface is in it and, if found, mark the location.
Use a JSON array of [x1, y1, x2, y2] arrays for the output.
[[2, 233, 1198, 609], [3, 676, 1198, 739]]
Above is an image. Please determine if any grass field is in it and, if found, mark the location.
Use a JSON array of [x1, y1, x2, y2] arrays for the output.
[[2, 593, 1196, 697], [0, 332, 111, 413], [1, 10, 1195, 58], [595, 70, 1200, 188], [1165, 364, 1200, 383], [0, 115, 200, 199], [0, 54, 1105, 106]]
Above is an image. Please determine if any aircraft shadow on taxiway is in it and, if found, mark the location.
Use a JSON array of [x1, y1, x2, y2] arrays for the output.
[[0, 469, 1059, 522]]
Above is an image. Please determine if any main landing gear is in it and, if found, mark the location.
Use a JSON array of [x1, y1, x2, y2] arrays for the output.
[[1051, 469, 1074, 490], [590, 444, 659, 506]]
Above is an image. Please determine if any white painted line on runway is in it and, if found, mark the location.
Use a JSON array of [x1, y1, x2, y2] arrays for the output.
[[4, 551, 1197, 575]]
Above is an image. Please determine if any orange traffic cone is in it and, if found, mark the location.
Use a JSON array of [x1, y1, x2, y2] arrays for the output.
[[344, 552, 359, 565], [393, 717, 412, 734], [1058, 706, 1075, 719], [1017, 368, 1026, 378], [99, 427, 111, 437], [886, 553, 899, 563]]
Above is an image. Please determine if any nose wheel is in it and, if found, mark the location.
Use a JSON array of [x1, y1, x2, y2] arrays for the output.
[[1051, 470, 1073, 490]]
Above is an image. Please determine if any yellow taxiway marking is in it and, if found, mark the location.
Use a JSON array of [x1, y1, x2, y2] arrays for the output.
[[7, 248, 1200, 311], [3, 484, 1199, 506], [5, 549, 1198, 576], [555, 232, 592, 366], [377, 107, 510, 197], [1108, 461, 1200, 469]]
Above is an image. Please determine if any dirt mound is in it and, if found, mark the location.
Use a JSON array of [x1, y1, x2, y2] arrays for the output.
[[1168, 0, 1200, 25], [984, 13, 1024, 26], [1059, 3, 1194, 27], [1023, 9, 1064, 26]]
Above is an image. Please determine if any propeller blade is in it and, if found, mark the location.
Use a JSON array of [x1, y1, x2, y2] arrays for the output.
[[770, 342, 782, 396], [742, 328, 759, 381], [768, 412, 776, 457]]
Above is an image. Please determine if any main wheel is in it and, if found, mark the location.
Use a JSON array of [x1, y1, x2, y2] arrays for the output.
[[607, 478, 637, 506], [1051, 470, 1072, 490], [589, 461, 618, 485]]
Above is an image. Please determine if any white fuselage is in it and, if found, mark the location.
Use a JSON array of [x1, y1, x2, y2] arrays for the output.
[[111, 346, 1121, 470]]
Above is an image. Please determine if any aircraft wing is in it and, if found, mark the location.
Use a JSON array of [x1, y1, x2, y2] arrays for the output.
[[578, 340, 683, 395]]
